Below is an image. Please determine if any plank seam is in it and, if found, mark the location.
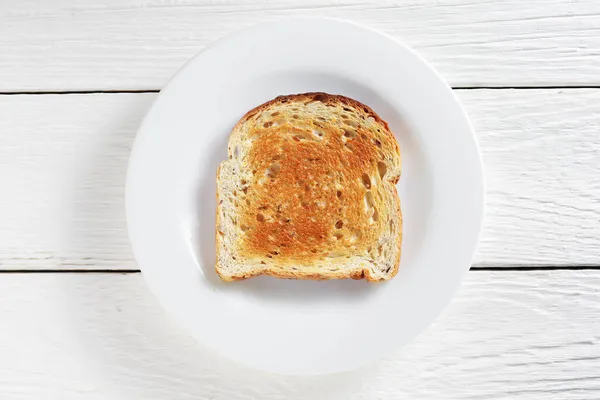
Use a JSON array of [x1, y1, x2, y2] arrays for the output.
[[471, 265, 600, 271], [0, 269, 141, 274], [1, 266, 600, 273], [2, 85, 600, 95]]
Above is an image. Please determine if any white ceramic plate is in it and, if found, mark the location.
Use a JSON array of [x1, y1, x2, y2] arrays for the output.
[[126, 18, 484, 375]]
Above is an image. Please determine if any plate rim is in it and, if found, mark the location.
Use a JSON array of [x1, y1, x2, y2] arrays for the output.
[[126, 16, 485, 375]]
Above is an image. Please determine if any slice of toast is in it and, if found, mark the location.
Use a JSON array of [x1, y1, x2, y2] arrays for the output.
[[216, 93, 401, 282]]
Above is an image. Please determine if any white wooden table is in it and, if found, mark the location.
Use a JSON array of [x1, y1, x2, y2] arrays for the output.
[[1, 1, 599, 399]]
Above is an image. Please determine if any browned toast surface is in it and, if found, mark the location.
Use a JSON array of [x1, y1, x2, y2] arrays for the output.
[[216, 93, 402, 281]]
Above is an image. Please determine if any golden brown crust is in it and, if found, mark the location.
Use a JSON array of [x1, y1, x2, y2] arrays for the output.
[[236, 93, 393, 135], [216, 92, 401, 282]]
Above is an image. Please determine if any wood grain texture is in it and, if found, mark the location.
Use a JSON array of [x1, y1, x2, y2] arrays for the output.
[[1, 0, 600, 91], [0, 270, 598, 399], [0, 89, 598, 270], [468, 89, 600, 265], [0, 94, 154, 270]]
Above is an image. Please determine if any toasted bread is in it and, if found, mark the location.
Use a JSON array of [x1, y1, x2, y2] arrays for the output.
[[216, 93, 401, 282]]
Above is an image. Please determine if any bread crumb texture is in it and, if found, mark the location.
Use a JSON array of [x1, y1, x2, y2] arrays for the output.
[[216, 93, 401, 282]]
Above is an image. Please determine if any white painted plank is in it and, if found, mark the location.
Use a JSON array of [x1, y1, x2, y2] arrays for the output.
[[471, 89, 600, 265], [0, 94, 154, 270], [1, 0, 600, 91], [0, 89, 598, 270], [0, 270, 598, 399]]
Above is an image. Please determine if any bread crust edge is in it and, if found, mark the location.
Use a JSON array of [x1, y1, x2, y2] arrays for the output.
[[215, 92, 401, 282]]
